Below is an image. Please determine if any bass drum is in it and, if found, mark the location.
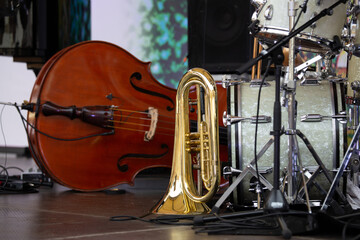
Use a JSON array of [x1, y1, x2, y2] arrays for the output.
[[252, 0, 347, 53], [227, 79, 345, 205]]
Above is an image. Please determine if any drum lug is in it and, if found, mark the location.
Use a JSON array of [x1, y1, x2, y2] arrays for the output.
[[250, 79, 271, 87], [250, 0, 267, 11], [264, 4, 273, 20], [222, 111, 272, 126], [300, 77, 321, 86], [222, 166, 242, 180], [301, 112, 347, 123], [223, 166, 272, 180], [221, 75, 247, 88]]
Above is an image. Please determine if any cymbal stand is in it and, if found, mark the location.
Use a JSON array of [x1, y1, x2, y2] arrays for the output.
[[287, 53, 349, 207], [285, 0, 300, 204]]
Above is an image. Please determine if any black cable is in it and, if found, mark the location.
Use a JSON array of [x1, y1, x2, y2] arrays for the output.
[[0, 105, 8, 166], [0, 166, 24, 176], [194, 211, 311, 234], [254, 58, 273, 204], [110, 214, 194, 226], [109, 210, 312, 236], [15, 104, 48, 176], [0, 103, 56, 189], [336, 212, 360, 221], [0, 165, 9, 190], [342, 216, 360, 240]]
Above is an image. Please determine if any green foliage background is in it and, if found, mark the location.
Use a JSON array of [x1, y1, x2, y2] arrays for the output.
[[138, 0, 188, 88]]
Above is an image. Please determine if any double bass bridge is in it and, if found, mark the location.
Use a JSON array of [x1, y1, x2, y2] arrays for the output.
[[144, 107, 158, 141]]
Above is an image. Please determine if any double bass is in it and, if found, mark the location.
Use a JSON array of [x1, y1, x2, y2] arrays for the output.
[[26, 41, 228, 191]]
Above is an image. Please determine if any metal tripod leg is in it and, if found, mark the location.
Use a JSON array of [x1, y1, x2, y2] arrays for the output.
[[296, 129, 348, 203], [211, 137, 275, 213], [321, 124, 360, 211]]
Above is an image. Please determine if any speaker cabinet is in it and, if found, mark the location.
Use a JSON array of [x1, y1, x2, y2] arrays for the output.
[[188, 0, 253, 74]]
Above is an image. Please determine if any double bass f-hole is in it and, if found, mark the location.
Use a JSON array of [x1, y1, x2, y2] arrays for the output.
[[130, 72, 175, 111]]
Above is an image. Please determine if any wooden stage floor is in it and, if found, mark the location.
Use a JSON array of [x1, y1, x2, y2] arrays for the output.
[[0, 157, 357, 240]]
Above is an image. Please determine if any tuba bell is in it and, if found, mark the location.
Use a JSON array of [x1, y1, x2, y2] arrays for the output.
[[152, 68, 221, 215]]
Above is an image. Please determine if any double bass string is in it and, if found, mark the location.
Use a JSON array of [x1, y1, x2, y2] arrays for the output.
[[11, 101, 226, 142], [111, 107, 228, 143], [108, 125, 175, 137], [109, 112, 227, 143], [111, 107, 176, 122], [109, 107, 175, 137]]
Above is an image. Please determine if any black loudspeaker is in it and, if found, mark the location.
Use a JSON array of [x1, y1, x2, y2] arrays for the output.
[[188, 0, 253, 74]]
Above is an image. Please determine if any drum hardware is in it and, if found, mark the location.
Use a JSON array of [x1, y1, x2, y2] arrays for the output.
[[232, 0, 346, 204], [222, 111, 272, 126], [345, 82, 360, 190], [292, 54, 323, 85], [301, 166, 329, 196], [298, 71, 322, 85], [249, 176, 271, 208], [321, 123, 360, 211], [345, 43, 360, 58], [223, 166, 273, 179], [249, 79, 271, 87], [221, 75, 271, 89], [347, 104, 360, 131], [274, 128, 349, 207], [349, 152, 360, 186], [236, 0, 347, 76], [212, 136, 276, 213], [250, 0, 348, 54], [222, 166, 242, 178], [221, 75, 248, 88], [300, 112, 347, 123], [250, 0, 267, 12], [285, 1, 304, 204], [351, 80, 360, 92], [208, 2, 347, 238], [294, 54, 323, 74]]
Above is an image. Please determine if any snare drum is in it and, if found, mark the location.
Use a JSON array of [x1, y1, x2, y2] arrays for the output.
[[253, 0, 347, 53], [227, 78, 345, 205]]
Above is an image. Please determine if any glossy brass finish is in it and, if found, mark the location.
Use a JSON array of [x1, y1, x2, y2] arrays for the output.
[[152, 68, 220, 215]]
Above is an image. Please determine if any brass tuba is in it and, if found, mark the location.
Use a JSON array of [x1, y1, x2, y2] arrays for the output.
[[152, 68, 220, 215]]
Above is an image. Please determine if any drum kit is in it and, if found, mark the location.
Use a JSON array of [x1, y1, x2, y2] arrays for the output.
[[150, 0, 360, 237], [217, 0, 360, 213]]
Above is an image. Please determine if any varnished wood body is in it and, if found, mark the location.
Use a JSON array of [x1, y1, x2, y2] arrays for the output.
[[27, 41, 228, 191]]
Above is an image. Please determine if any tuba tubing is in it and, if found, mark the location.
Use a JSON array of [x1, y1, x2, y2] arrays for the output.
[[152, 68, 220, 214], [179, 69, 220, 203]]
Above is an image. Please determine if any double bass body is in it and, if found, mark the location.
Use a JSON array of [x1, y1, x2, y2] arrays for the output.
[[27, 41, 227, 191]]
